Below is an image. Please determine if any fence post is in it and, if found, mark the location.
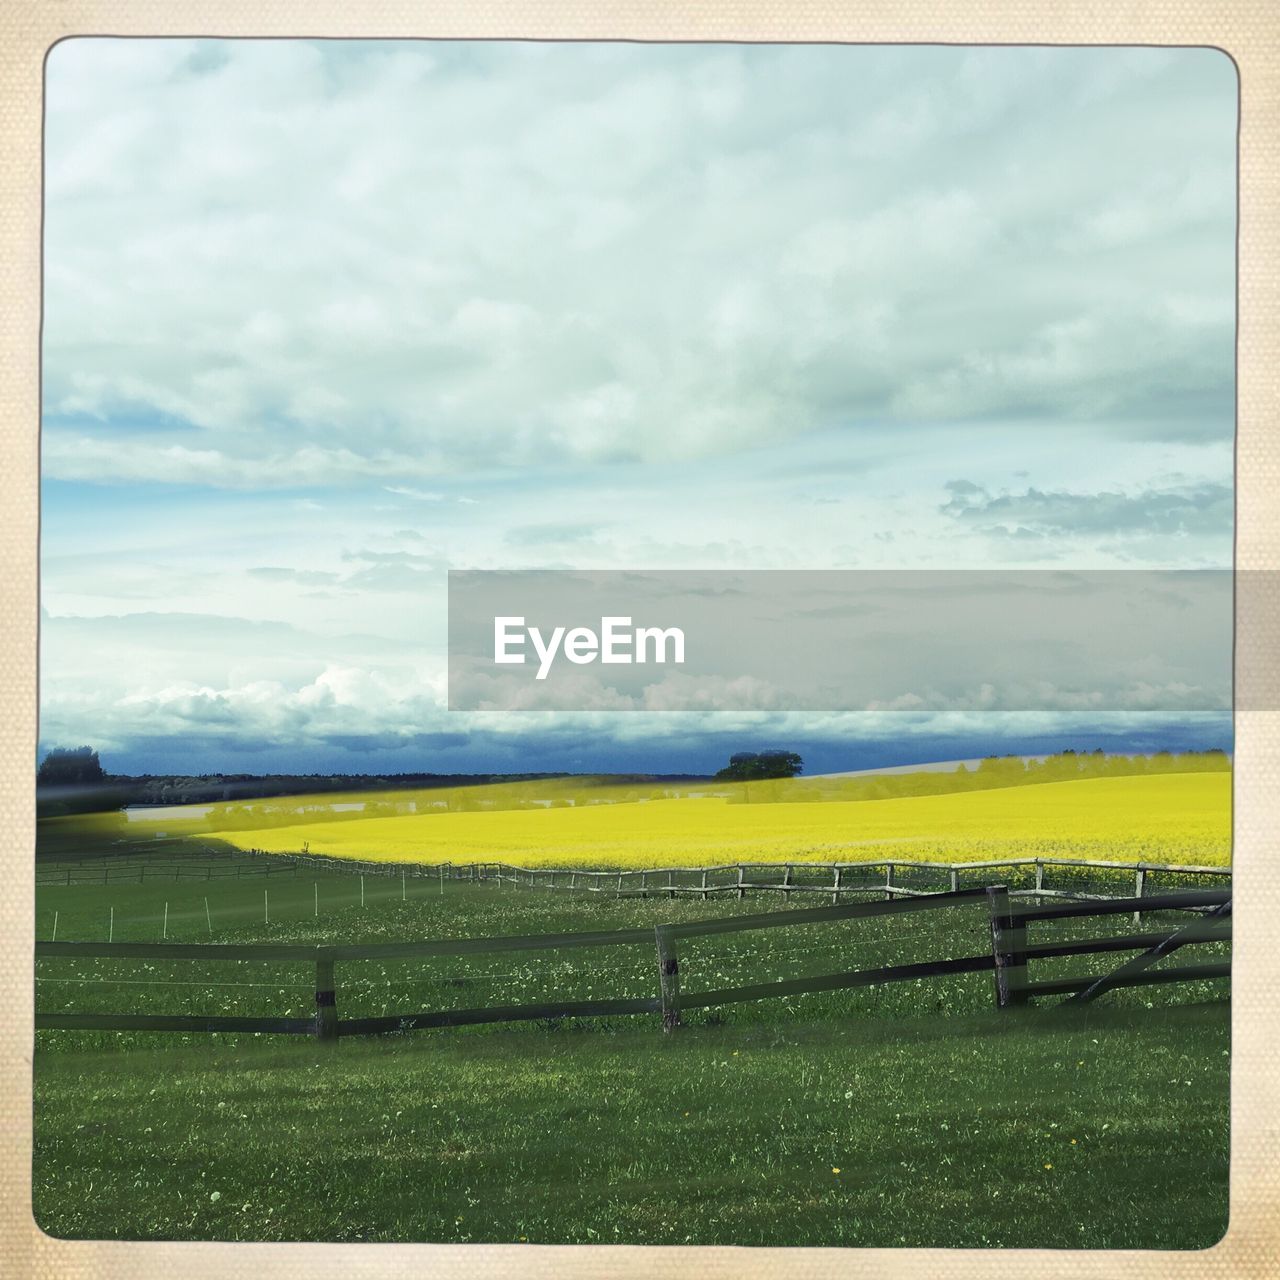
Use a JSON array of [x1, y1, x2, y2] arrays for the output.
[[314, 957, 339, 1043], [700, 868, 709, 901], [986, 885, 1028, 1009], [782, 864, 793, 900], [1007, 894, 1029, 1006], [885, 863, 895, 902], [736, 865, 745, 900], [832, 865, 843, 904], [1134, 865, 1147, 925], [667, 869, 676, 900], [949, 866, 959, 894], [654, 925, 681, 1033], [987, 886, 1011, 1009], [1035, 860, 1045, 902]]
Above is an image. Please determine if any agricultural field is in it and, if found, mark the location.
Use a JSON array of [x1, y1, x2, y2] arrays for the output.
[[39, 764, 1232, 872], [197, 772, 1229, 868]]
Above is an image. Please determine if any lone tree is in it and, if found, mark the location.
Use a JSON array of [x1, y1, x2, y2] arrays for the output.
[[37, 746, 107, 787], [714, 750, 804, 781], [37, 746, 125, 817]]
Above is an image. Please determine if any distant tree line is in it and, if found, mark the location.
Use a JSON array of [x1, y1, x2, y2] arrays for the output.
[[36, 747, 132, 817], [36, 743, 1229, 819], [724, 748, 1231, 805], [35, 747, 711, 818]]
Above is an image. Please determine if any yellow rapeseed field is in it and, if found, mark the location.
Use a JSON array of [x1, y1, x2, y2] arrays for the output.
[[207, 772, 1230, 869]]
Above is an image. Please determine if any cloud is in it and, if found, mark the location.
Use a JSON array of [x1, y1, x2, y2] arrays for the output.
[[503, 522, 604, 547], [37, 593, 1232, 768], [941, 480, 1234, 540], [340, 550, 443, 567], [40, 433, 453, 490], [36, 43, 1239, 771], [248, 566, 340, 586], [37, 656, 1232, 769], [384, 486, 445, 501], [41, 41, 1237, 490]]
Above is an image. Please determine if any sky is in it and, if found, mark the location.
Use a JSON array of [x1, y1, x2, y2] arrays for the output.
[[39, 40, 1238, 776]]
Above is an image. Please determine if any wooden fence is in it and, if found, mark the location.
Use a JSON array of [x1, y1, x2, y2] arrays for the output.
[[35, 883, 1230, 1040], [992, 887, 1232, 1006], [38, 849, 1230, 913], [460, 857, 1229, 907]]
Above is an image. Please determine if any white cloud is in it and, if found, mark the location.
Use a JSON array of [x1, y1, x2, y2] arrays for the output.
[[36, 654, 1231, 764], [37, 42, 1238, 769], [42, 41, 1237, 488]]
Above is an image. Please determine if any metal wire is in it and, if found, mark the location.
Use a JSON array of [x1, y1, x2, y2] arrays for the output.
[[35, 976, 312, 990]]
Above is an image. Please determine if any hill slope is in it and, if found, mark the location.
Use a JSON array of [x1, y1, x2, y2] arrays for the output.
[[210, 772, 1230, 868]]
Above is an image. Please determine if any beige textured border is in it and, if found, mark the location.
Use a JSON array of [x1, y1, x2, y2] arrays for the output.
[[2, 3, 1277, 1277]]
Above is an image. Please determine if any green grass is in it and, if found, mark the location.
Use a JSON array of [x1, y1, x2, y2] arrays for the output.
[[33, 1004, 1228, 1247], [32, 851, 1232, 1247], [36, 856, 415, 945]]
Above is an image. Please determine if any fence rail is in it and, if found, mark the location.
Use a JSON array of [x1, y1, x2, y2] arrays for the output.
[[463, 857, 1229, 904], [35, 884, 1230, 1041], [991, 887, 1231, 1007], [38, 848, 1230, 915]]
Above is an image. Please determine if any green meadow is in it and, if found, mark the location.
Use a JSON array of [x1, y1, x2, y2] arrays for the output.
[[32, 845, 1230, 1247], [34, 1003, 1228, 1248]]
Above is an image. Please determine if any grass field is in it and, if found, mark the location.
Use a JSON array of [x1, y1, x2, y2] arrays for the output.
[[33, 860, 1231, 1247], [171, 771, 1233, 868], [33, 1001, 1229, 1247]]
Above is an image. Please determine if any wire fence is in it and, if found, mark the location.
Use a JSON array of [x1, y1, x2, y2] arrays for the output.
[[39, 847, 1230, 918], [453, 856, 1230, 909]]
